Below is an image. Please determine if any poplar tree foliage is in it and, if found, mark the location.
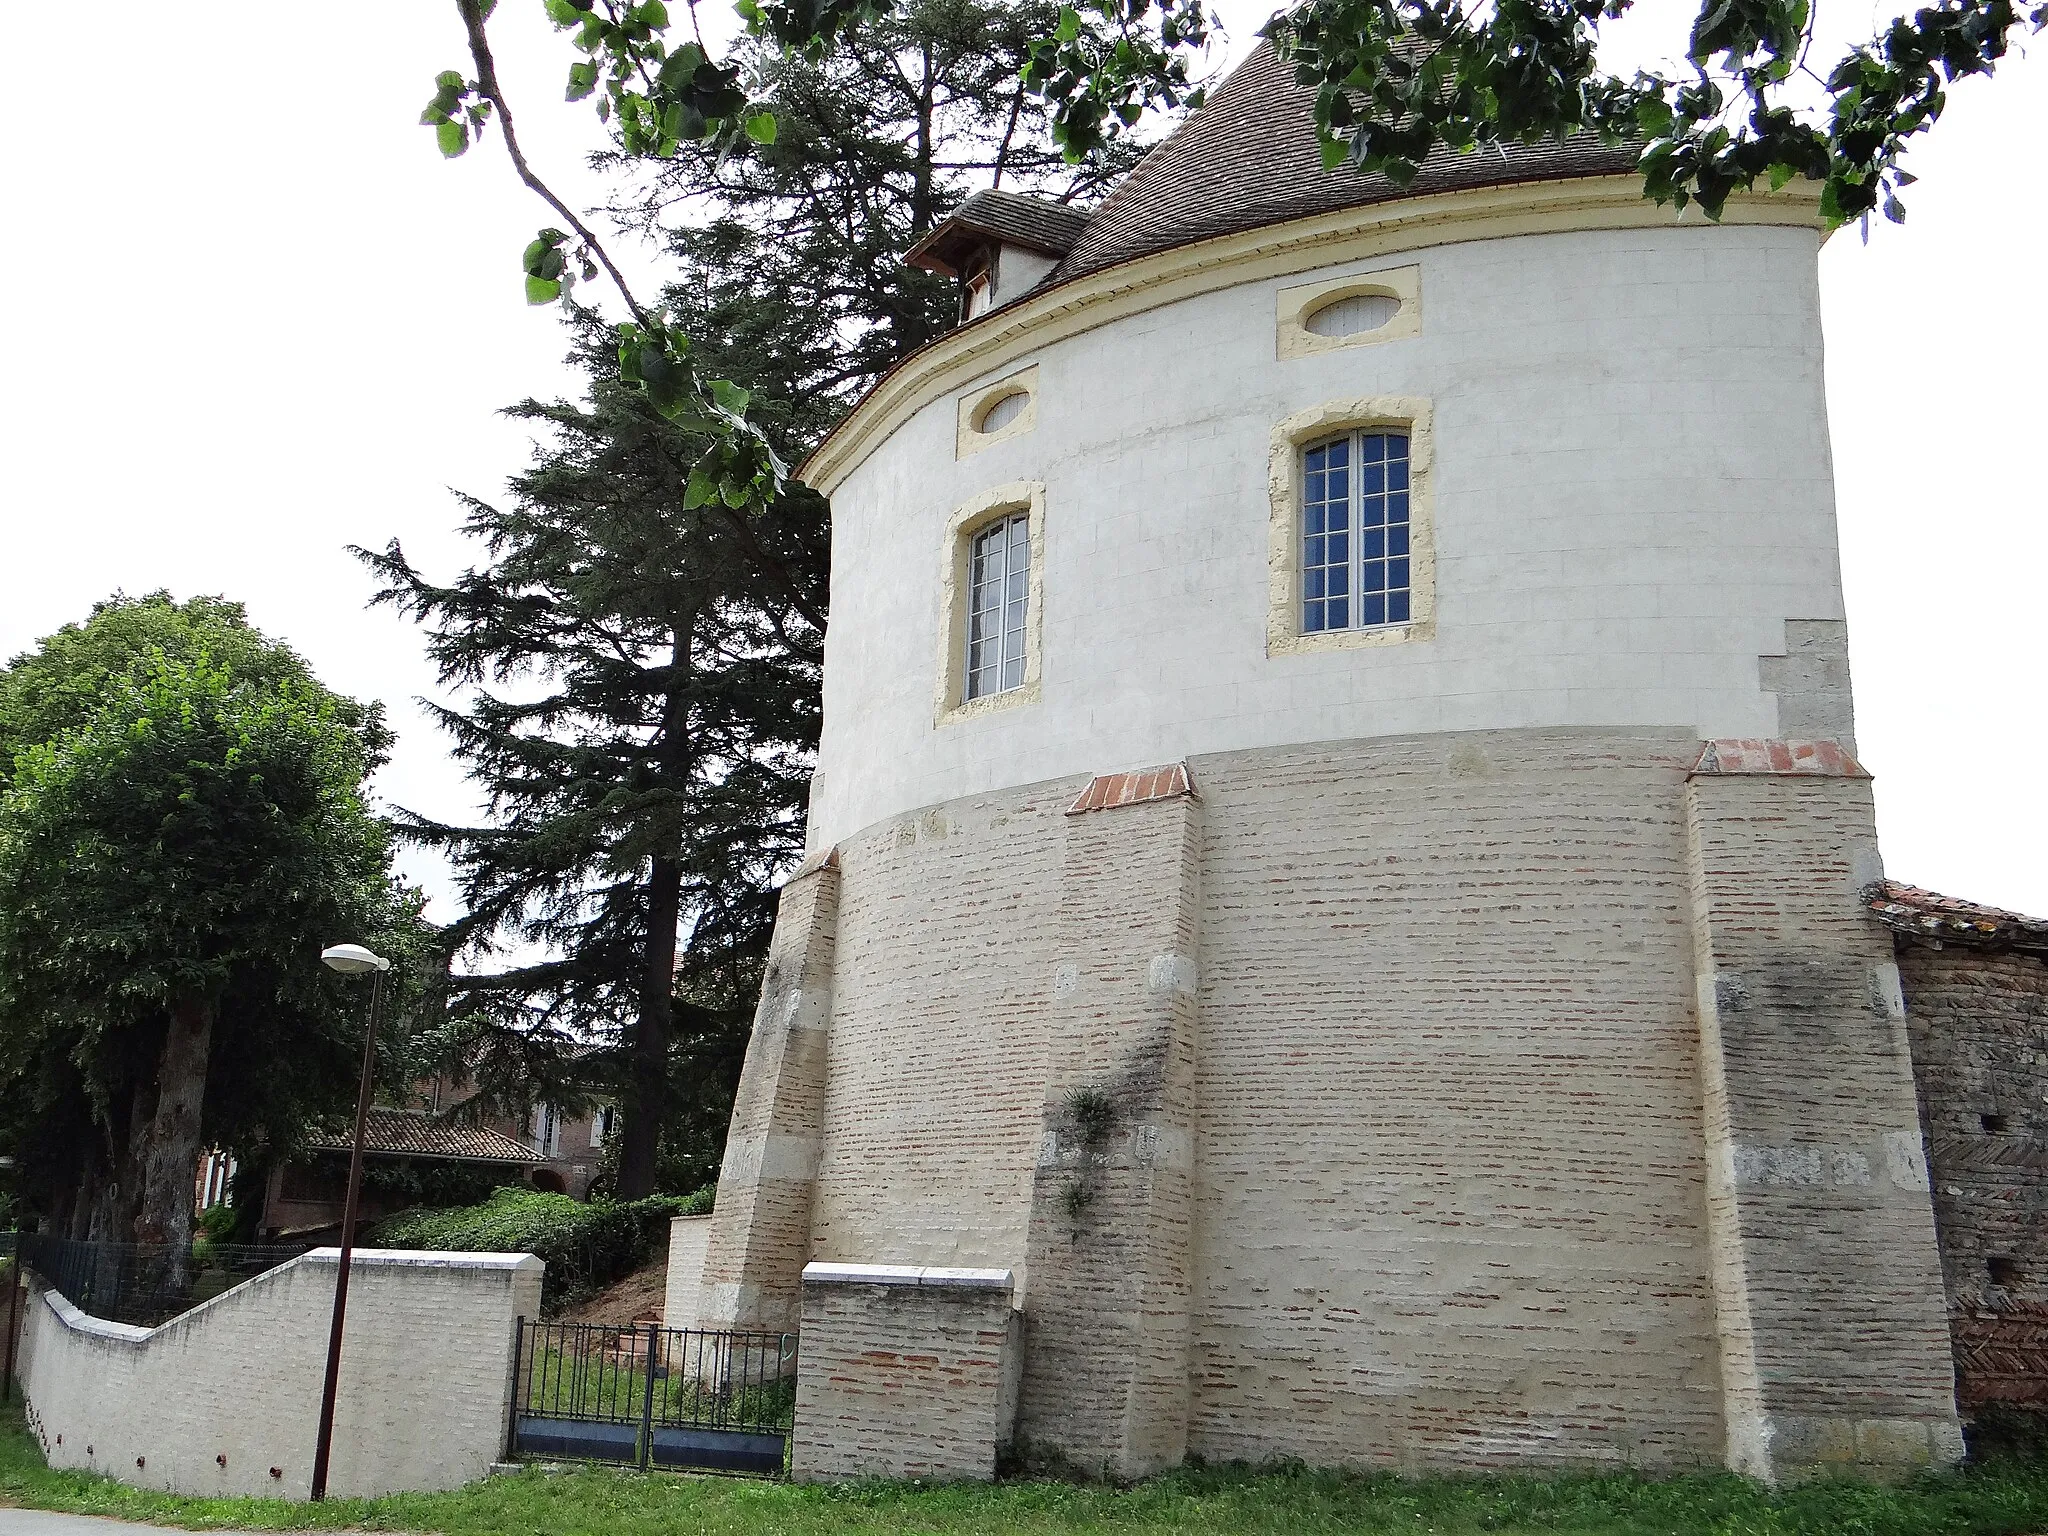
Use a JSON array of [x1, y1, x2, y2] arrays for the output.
[[371, 0, 1128, 1199], [423, 0, 2042, 522], [0, 595, 416, 1265]]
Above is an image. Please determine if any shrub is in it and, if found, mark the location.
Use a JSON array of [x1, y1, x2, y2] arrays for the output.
[[369, 1184, 712, 1312]]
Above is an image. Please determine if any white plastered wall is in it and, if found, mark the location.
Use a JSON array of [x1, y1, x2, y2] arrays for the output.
[[807, 221, 1843, 853], [665, 1213, 711, 1328], [17, 1249, 541, 1499]]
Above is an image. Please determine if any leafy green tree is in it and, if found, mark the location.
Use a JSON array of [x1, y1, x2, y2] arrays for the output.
[[0, 591, 390, 788], [0, 647, 416, 1272]]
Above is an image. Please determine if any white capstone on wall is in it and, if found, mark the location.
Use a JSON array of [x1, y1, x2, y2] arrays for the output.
[[807, 221, 1842, 851]]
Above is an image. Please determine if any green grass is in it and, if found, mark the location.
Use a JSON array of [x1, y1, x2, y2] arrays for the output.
[[6, 1401, 2048, 1535], [522, 1340, 796, 1430]]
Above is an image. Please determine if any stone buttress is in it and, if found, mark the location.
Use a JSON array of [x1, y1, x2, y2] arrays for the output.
[[1014, 765, 1202, 1478], [695, 852, 838, 1336], [1684, 738, 1963, 1478]]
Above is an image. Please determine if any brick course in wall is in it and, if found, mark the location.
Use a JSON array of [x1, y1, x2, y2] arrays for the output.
[[712, 726, 1985, 1479], [1188, 729, 1726, 1472], [699, 859, 838, 1335], [1684, 770, 1962, 1478], [793, 1265, 1021, 1481], [1899, 942, 2048, 1414], [1016, 780, 1201, 1477], [807, 782, 1082, 1275]]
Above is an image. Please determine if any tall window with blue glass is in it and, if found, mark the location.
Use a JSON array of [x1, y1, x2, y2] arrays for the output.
[[965, 511, 1031, 700], [1302, 430, 1411, 633]]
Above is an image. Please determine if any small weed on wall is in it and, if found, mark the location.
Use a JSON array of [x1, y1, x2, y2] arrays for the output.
[[1058, 1087, 1117, 1235]]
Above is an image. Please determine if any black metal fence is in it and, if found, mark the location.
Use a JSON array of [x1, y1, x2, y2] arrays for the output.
[[511, 1317, 798, 1476], [16, 1234, 311, 1328]]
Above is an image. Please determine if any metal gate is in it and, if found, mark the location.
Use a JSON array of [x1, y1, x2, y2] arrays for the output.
[[508, 1319, 797, 1476]]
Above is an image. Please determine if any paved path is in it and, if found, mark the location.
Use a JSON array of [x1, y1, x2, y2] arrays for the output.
[[0, 1514, 224, 1536]]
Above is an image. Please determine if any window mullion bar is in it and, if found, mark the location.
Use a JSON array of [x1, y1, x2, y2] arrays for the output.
[[1350, 430, 1363, 632]]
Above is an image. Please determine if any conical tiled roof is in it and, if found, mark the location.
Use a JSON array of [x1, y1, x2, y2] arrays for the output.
[[1049, 42, 1638, 284]]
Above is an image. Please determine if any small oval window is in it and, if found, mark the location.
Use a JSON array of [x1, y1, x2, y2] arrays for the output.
[[1304, 291, 1401, 339], [976, 390, 1030, 435]]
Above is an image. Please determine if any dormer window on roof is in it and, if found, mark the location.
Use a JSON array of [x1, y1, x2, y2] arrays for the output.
[[906, 189, 1089, 323]]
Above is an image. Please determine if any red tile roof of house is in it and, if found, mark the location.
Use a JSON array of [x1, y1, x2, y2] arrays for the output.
[[1868, 881, 2048, 955], [302, 1107, 543, 1164]]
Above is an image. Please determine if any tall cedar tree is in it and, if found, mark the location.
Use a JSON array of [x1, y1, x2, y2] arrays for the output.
[[357, 332, 824, 1198], [367, 0, 1143, 1198], [616, 0, 1144, 409], [0, 604, 417, 1265]]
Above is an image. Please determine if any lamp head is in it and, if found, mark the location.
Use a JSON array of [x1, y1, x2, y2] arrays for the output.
[[321, 943, 391, 975]]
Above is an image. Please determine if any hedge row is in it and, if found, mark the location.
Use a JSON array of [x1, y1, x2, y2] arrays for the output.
[[370, 1184, 712, 1312]]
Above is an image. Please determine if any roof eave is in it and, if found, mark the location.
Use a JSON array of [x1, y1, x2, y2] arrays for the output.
[[798, 174, 1825, 494], [905, 220, 1077, 278]]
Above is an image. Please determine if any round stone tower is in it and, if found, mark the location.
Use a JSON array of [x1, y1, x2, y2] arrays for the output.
[[689, 45, 1965, 1483]]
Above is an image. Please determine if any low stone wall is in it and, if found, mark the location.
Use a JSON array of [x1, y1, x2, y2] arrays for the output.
[[793, 1263, 1020, 1481], [18, 1247, 542, 1499]]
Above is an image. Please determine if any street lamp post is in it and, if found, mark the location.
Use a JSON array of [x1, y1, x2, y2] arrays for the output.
[[309, 942, 390, 1502]]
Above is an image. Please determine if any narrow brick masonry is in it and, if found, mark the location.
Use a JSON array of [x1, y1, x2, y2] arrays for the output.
[[1880, 885, 2048, 1424], [670, 729, 2048, 1484], [794, 1264, 1021, 1481]]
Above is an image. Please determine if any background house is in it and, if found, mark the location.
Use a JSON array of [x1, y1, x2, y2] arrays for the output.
[[253, 1086, 618, 1239]]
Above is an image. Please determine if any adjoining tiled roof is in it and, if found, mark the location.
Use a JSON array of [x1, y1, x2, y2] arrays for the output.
[[302, 1107, 543, 1164], [1049, 42, 1639, 285], [906, 189, 1094, 278], [1868, 881, 2048, 955]]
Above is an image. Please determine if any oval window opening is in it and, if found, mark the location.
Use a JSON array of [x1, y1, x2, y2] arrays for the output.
[[1304, 291, 1401, 339], [976, 390, 1030, 435]]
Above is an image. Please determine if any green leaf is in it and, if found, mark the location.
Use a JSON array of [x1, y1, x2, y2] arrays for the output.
[[657, 42, 706, 91], [543, 0, 585, 21], [567, 61, 599, 101], [709, 379, 751, 415], [683, 463, 716, 508], [744, 110, 778, 144], [525, 274, 563, 304], [436, 118, 469, 157], [522, 235, 554, 272]]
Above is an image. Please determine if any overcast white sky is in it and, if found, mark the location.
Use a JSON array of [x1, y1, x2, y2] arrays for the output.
[[2, 5, 2043, 924]]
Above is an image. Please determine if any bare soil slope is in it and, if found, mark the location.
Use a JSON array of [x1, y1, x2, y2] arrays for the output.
[[558, 1253, 667, 1325]]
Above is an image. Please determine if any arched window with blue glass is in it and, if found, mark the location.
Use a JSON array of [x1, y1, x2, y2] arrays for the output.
[[1302, 430, 1411, 633]]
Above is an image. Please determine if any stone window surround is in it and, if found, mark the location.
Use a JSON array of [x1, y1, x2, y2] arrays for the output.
[[956, 365, 1039, 460], [936, 480, 1045, 727], [1267, 395, 1437, 657], [1275, 263, 1421, 359]]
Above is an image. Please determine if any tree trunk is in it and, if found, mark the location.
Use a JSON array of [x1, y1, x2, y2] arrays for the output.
[[82, 1087, 147, 1239], [61, 1154, 97, 1241], [616, 854, 682, 1200], [131, 996, 213, 1291]]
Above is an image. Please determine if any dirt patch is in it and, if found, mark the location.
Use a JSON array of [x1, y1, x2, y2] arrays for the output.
[[557, 1254, 667, 1326]]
